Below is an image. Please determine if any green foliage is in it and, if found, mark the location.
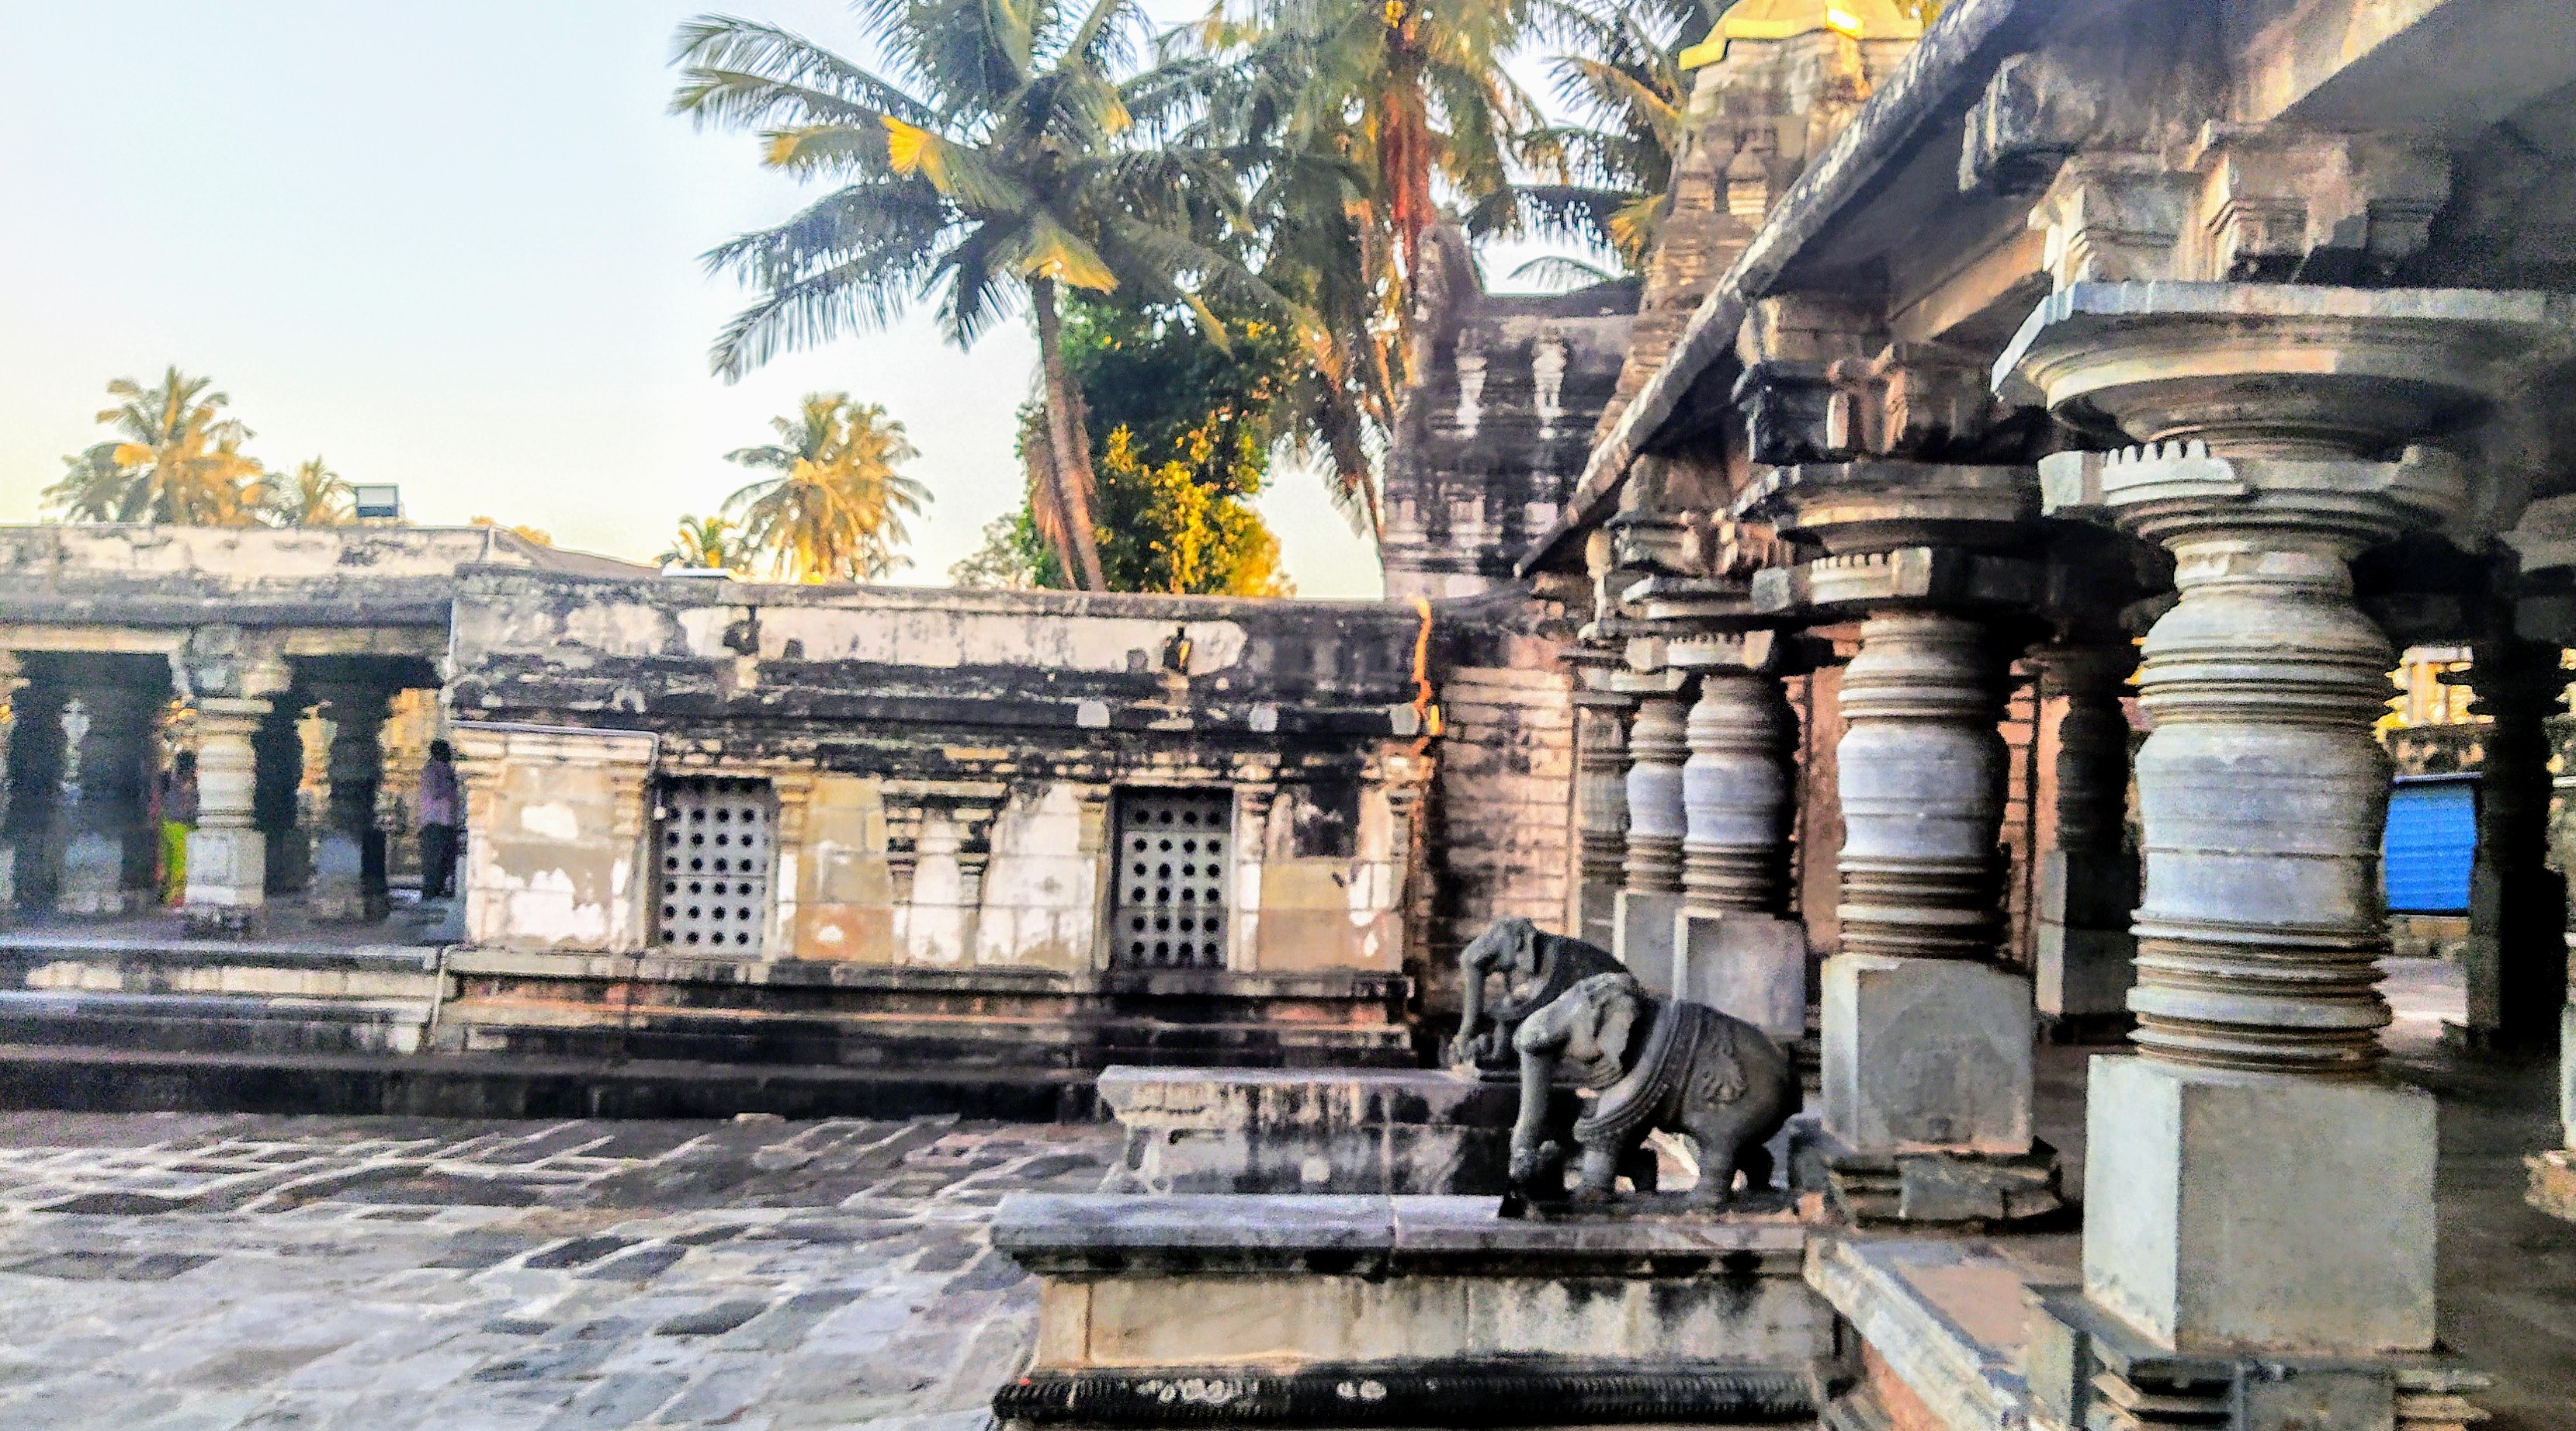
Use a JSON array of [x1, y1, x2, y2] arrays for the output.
[[255, 457, 355, 526], [722, 393, 930, 581], [1002, 296, 1295, 596], [46, 368, 265, 525], [660, 513, 747, 570]]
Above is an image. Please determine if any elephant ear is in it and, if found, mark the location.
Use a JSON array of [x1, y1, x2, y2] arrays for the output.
[[1591, 978, 1642, 1064]]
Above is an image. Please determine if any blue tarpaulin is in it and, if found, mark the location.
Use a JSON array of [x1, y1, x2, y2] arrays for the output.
[[2384, 776, 2477, 914]]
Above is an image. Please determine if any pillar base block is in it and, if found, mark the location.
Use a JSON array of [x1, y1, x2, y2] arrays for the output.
[[54, 831, 133, 916], [1821, 953, 2033, 1155], [1612, 889, 1686, 997], [1577, 881, 1619, 951], [183, 827, 268, 936], [2024, 1289, 2487, 1431], [1819, 1135, 2065, 1226], [0, 847, 14, 920], [2036, 916, 2136, 1022], [309, 832, 386, 923], [2084, 1056, 2436, 1354], [1673, 908, 1805, 1042]]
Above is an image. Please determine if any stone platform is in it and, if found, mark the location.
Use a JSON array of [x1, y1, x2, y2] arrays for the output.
[[1095, 1065, 1525, 1195], [990, 1193, 1833, 1427]]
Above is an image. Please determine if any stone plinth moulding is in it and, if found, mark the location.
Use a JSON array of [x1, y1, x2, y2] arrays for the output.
[[2010, 279, 2576, 1360]]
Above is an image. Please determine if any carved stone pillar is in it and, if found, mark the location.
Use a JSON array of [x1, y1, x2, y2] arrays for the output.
[[1612, 681, 1692, 993], [2460, 635, 2567, 1049], [1571, 691, 1632, 948], [309, 681, 393, 922], [2034, 643, 2140, 1035], [2009, 280, 2565, 1359], [1669, 639, 1806, 1041], [1621, 691, 1690, 895], [1680, 668, 1798, 914], [253, 700, 308, 895], [1741, 459, 2045, 1174], [0, 653, 19, 915], [54, 677, 160, 916], [181, 698, 271, 931]]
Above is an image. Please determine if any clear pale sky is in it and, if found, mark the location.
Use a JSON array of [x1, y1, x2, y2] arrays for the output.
[[0, 1, 1576, 596]]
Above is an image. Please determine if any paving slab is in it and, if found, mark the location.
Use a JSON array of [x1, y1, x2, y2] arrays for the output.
[[0, 1111, 1118, 1431]]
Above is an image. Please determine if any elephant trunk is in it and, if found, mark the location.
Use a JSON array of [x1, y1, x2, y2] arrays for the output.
[[1508, 1048, 1556, 1185]]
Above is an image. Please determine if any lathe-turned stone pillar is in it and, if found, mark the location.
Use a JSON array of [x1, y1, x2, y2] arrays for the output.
[[2034, 644, 2140, 1037], [1570, 683, 1633, 950], [1741, 457, 2046, 1179], [0, 653, 20, 915], [54, 677, 161, 916], [1673, 646, 1805, 1040], [2536, 708, 2576, 1220], [177, 634, 291, 934], [1613, 681, 1692, 993], [2008, 280, 2569, 1362], [309, 680, 394, 922], [2460, 635, 2567, 1050]]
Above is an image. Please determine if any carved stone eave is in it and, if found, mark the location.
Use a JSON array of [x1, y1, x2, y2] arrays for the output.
[[1753, 547, 2044, 622]]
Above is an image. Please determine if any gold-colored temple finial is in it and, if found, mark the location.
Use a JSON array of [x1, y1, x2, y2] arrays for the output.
[[1676, 0, 1924, 70]]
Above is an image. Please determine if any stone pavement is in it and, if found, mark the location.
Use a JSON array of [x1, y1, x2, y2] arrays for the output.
[[0, 1111, 1121, 1431]]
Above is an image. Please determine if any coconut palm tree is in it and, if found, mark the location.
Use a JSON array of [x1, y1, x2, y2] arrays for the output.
[[255, 456, 356, 526], [671, 0, 1285, 591], [1507, 0, 1709, 275], [45, 368, 265, 525], [660, 513, 747, 571], [722, 394, 931, 582]]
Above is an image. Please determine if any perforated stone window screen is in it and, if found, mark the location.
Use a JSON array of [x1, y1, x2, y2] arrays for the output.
[[1112, 788, 1234, 969], [656, 777, 775, 952]]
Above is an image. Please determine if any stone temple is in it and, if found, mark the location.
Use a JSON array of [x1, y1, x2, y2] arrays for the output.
[[8, 1, 2576, 1427]]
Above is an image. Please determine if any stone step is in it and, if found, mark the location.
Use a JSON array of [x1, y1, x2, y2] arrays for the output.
[[0, 989, 435, 1055], [435, 1000, 1419, 1070], [0, 1041, 1096, 1121]]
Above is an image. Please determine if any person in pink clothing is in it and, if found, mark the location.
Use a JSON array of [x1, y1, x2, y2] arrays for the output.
[[417, 740, 461, 899]]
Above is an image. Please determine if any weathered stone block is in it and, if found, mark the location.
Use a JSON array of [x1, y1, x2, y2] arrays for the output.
[[2083, 1055, 2436, 1352], [2036, 849, 2136, 1020], [1613, 889, 1686, 996], [1097, 1067, 1519, 1195], [1674, 908, 1805, 1041], [1821, 954, 2032, 1154], [56, 831, 130, 916]]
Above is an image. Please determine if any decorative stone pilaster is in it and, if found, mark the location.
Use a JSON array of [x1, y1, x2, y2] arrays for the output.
[[2007, 279, 2571, 1360], [2033, 643, 2140, 1037], [2458, 635, 2567, 1050], [766, 771, 816, 959], [309, 681, 393, 922], [1229, 774, 1279, 973]]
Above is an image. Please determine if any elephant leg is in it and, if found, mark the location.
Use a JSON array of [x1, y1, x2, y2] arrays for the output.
[[1739, 1139, 1777, 1194], [1619, 1142, 1659, 1194], [1507, 1052, 1558, 1188], [1574, 1142, 1621, 1203], [1685, 1124, 1739, 1207]]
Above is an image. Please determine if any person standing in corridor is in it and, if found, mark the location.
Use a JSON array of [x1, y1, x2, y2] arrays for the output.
[[418, 739, 461, 900]]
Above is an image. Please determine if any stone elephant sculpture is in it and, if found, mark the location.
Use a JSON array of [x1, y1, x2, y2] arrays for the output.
[[1508, 971, 1801, 1208], [1448, 916, 1625, 1076]]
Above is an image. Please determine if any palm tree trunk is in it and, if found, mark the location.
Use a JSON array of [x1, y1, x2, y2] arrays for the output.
[[1030, 277, 1108, 593]]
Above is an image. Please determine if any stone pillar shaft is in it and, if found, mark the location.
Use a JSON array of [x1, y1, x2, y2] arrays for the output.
[[1835, 611, 2010, 962], [54, 681, 158, 916], [310, 683, 392, 922], [1680, 670, 1798, 914], [2037, 645, 2140, 1025], [1621, 694, 1690, 894], [2125, 518, 2399, 1077], [2462, 637, 2567, 1048], [183, 697, 270, 927], [1575, 702, 1631, 892]]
